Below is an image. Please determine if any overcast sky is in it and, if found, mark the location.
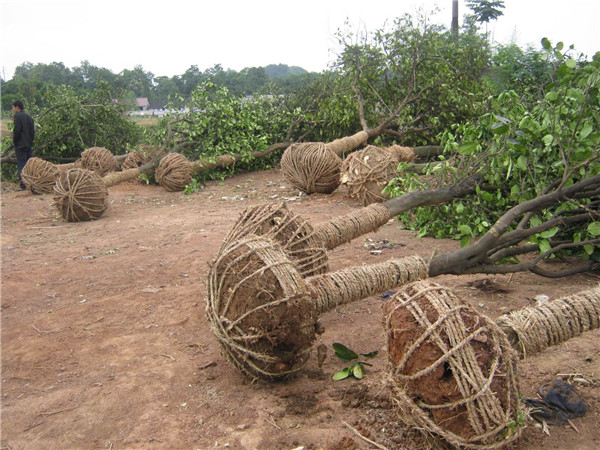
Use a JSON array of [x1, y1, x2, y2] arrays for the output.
[[1, 0, 598, 80]]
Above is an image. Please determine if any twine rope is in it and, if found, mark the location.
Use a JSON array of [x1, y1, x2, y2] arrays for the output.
[[496, 286, 600, 358], [314, 203, 391, 250], [53, 168, 108, 221]]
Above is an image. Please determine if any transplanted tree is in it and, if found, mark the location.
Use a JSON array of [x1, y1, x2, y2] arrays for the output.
[[387, 40, 600, 276]]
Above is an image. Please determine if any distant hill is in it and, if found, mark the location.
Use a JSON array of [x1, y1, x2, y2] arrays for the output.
[[264, 64, 309, 79]]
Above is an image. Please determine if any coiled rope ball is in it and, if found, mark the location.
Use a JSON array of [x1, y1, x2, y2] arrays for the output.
[[53, 168, 108, 222], [21, 157, 59, 194], [384, 280, 522, 449], [340, 145, 415, 206], [155, 153, 194, 191], [280, 143, 343, 194], [80, 147, 117, 176]]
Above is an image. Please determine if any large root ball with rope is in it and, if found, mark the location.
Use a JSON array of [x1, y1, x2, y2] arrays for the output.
[[384, 280, 523, 449], [80, 147, 117, 176], [53, 168, 108, 222], [206, 235, 319, 380], [122, 150, 151, 170], [21, 157, 59, 194], [341, 145, 415, 206], [221, 203, 329, 277], [281, 142, 342, 194], [156, 153, 193, 191]]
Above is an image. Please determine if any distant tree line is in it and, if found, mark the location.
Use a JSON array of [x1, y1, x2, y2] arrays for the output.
[[0, 61, 317, 111]]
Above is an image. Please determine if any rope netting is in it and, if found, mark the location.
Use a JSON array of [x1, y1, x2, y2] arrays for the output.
[[280, 142, 343, 194], [53, 168, 108, 222], [21, 157, 59, 194], [206, 235, 317, 380], [155, 153, 193, 191], [122, 150, 151, 171], [220, 203, 329, 277], [341, 145, 415, 206], [496, 285, 600, 358], [384, 280, 522, 449]]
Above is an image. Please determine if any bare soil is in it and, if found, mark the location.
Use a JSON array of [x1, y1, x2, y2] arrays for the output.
[[2, 167, 599, 449]]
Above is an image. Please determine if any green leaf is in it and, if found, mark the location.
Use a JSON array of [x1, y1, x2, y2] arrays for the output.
[[333, 368, 351, 380], [491, 122, 509, 135], [580, 123, 593, 139], [332, 343, 358, 361], [538, 239, 551, 254], [545, 91, 559, 102], [360, 351, 378, 358], [587, 222, 600, 237], [539, 227, 559, 239], [541, 37, 552, 50], [458, 142, 478, 155], [352, 364, 364, 379], [458, 224, 473, 236], [515, 155, 528, 171], [565, 58, 577, 69], [584, 244, 594, 255]]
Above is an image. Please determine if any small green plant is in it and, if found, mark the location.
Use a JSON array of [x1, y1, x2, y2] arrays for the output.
[[332, 343, 377, 380], [184, 178, 203, 195]]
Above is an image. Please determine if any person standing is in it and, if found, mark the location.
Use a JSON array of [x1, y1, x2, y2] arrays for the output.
[[12, 100, 35, 190]]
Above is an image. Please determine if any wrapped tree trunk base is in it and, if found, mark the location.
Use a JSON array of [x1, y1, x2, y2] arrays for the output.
[[341, 145, 415, 206], [155, 153, 194, 191], [384, 281, 522, 449], [54, 168, 108, 222], [80, 147, 117, 176]]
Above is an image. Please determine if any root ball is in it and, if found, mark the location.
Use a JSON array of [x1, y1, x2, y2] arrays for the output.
[[384, 280, 522, 449], [340, 145, 415, 206], [80, 147, 117, 176], [156, 153, 193, 191], [281, 142, 342, 194], [206, 235, 318, 380], [53, 168, 108, 222], [21, 157, 59, 194]]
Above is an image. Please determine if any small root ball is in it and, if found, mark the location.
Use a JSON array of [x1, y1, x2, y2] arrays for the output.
[[206, 235, 318, 380], [53, 168, 108, 222], [281, 142, 342, 194], [384, 281, 523, 449], [155, 153, 193, 191], [80, 147, 117, 176], [21, 157, 59, 194]]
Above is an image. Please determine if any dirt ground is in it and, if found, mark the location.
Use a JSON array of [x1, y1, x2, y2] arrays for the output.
[[1, 167, 599, 450]]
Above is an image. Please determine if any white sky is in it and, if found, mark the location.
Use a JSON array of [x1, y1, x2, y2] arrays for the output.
[[1, 0, 599, 80]]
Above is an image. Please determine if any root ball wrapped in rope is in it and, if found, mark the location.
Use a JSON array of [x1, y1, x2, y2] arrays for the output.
[[21, 157, 59, 194], [80, 147, 117, 176], [341, 145, 415, 206], [53, 168, 108, 222], [280, 142, 343, 194], [384, 280, 522, 449], [155, 153, 194, 191], [206, 234, 428, 380]]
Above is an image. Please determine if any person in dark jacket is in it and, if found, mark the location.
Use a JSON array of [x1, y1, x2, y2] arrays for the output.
[[12, 100, 35, 190]]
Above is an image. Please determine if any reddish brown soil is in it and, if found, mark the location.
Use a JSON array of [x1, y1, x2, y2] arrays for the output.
[[2, 168, 599, 449]]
